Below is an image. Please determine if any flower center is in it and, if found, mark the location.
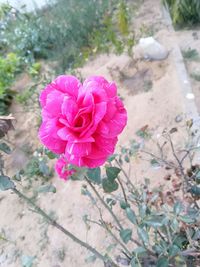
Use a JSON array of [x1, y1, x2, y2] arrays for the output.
[[74, 116, 83, 128]]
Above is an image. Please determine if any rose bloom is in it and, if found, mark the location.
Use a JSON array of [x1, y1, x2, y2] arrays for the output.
[[55, 156, 75, 181], [39, 75, 127, 178]]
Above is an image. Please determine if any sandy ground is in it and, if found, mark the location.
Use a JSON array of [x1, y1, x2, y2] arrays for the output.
[[0, 1, 199, 267]]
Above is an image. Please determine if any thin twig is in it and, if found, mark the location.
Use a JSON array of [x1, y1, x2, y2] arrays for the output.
[[85, 176, 123, 230], [115, 159, 135, 190], [117, 176, 128, 203], [140, 149, 175, 169], [12, 188, 119, 267], [102, 221, 132, 258], [86, 199, 132, 258]]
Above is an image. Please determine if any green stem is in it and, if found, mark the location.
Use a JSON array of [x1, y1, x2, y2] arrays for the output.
[[102, 222, 132, 258], [12, 188, 119, 267], [117, 176, 128, 203], [115, 159, 135, 190], [85, 176, 123, 230]]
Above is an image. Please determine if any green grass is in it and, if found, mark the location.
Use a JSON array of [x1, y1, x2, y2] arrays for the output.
[[163, 0, 200, 27], [182, 48, 199, 61]]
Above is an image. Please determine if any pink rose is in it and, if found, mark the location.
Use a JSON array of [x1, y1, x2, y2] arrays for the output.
[[39, 75, 127, 169], [55, 156, 75, 181]]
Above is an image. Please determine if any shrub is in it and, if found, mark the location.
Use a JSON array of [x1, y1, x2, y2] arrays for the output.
[[0, 53, 20, 114], [163, 0, 200, 27], [0, 0, 134, 71]]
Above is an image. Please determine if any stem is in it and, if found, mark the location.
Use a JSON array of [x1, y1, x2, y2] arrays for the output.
[[115, 159, 135, 190], [140, 149, 175, 169], [102, 221, 132, 258], [85, 176, 123, 230], [12, 188, 119, 267], [85, 178, 156, 259], [117, 176, 128, 203], [167, 135, 190, 191]]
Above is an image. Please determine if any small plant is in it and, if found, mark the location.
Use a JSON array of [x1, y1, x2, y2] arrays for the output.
[[0, 0, 134, 71], [191, 71, 200, 82], [0, 0, 113, 70], [182, 48, 199, 61], [0, 53, 20, 114], [28, 62, 41, 77], [117, 0, 129, 36], [163, 0, 200, 27]]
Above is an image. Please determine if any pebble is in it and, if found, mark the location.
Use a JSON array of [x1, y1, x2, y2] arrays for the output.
[[175, 114, 183, 123]]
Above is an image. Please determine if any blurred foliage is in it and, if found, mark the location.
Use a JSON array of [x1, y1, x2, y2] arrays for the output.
[[0, 0, 134, 115], [163, 0, 200, 27], [0, 53, 20, 114], [12, 148, 56, 191], [0, 0, 134, 71], [182, 48, 199, 61], [117, 0, 129, 36]]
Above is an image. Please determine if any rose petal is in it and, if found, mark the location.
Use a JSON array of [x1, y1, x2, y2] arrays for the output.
[[61, 97, 78, 124], [80, 102, 107, 138], [66, 142, 92, 156], [44, 90, 65, 118], [39, 119, 66, 154], [83, 156, 108, 168], [53, 75, 81, 98], [39, 84, 54, 107]]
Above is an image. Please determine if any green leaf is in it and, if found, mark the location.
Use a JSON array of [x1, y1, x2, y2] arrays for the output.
[[173, 201, 183, 215], [85, 254, 97, 263], [124, 155, 130, 162], [106, 166, 121, 181], [144, 215, 165, 228], [38, 161, 51, 176], [133, 247, 147, 255], [106, 243, 117, 253], [120, 200, 130, 209], [136, 127, 150, 139], [126, 207, 137, 224], [179, 215, 195, 224], [130, 258, 140, 267], [195, 170, 200, 183], [137, 227, 149, 245], [174, 255, 187, 267], [173, 234, 188, 249], [171, 218, 179, 232], [156, 257, 169, 267], [0, 175, 15, 191], [106, 198, 116, 208], [0, 142, 11, 154], [44, 149, 57, 159], [150, 158, 160, 168], [168, 244, 180, 257], [138, 204, 147, 218], [153, 244, 163, 254], [120, 228, 132, 244], [36, 184, 56, 193], [107, 154, 118, 162], [87, 168, 101, 184], [102, 178, 119, 193], [189, 185, 200, 196]]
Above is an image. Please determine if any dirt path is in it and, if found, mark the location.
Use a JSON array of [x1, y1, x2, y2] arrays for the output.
[[0, 1, 199, 267]]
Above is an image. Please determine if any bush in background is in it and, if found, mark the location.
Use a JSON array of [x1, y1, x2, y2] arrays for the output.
[[163, 0, 200, 27]]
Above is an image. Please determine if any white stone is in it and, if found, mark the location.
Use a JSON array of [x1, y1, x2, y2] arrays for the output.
[[186, 93, 195, 100], [134, 37, 169, 61]]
